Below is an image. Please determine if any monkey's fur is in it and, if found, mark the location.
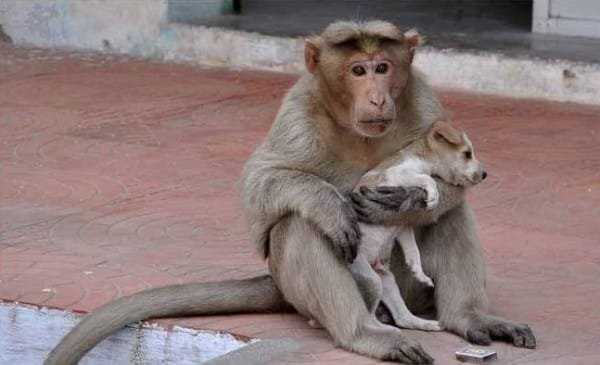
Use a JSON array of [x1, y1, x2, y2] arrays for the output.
[[45, 21, 535, 365]]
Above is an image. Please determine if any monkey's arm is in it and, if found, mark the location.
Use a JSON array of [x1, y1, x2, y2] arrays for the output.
[[351, 178, 465, 227], [244, 166, 360, 262]]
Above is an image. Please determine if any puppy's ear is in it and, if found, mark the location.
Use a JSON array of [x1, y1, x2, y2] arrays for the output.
[[305, 36, 322, 74], [428, 121, 462, 147]]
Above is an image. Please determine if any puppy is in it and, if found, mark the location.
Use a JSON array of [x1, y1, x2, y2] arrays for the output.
[[350, 120, 487, 331]]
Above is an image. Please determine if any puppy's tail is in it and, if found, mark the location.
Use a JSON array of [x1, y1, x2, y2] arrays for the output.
[[45, 275, 289, 365]]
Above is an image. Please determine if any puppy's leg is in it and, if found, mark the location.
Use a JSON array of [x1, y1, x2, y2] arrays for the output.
[[270, 216, 434, 363], [396, 228, 434, 287], [380, 269, 442, 331], [421, 203, 536, 348]]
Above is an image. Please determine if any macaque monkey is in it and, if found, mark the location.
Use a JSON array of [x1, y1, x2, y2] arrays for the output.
[[46, 21, 535, 365]]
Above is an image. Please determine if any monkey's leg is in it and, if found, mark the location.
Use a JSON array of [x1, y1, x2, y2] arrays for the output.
[[421, 203, 536, 348], [379, 270, 441, 331], [270, 216, 433, 364], [244, 167, 361, 262], [349, 254, 383, 314]]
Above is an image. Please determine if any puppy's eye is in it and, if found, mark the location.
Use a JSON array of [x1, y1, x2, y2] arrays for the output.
[[464, 150, 472, 159], [351, 65, 366, 76], [375, 63, 389, 74]]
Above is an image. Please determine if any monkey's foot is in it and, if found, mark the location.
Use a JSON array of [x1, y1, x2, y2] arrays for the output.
[[383, 337, 434, 364], [466, 320, 536, 349]]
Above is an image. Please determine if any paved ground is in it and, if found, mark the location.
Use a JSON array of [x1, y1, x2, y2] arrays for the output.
[[0, 43, 599, 364]]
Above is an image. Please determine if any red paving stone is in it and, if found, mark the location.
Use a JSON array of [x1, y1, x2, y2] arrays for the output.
[[1, 43, 599, 364]]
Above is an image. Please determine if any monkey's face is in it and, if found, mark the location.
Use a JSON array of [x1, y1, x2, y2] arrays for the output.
[[305, 22, 421, 138], [427, 122, 487, 187], [342, 52, 406, 138]]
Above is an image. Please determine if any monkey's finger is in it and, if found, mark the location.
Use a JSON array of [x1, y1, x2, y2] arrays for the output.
[[489, 323, 536, 349], [466, 327, 492, 346], [360, 187, 405, 209], [349, 194, 373, 221], [371, 186, 407, 195], [393, 353, 416, 364], [358, 186, 375, 197], [361, 186, 405, 203], [396, 186, 428, 211], [367, 186, 423, 209], [520, 326, 536, 348], [349, 192, 365, 207], [398, 342, 434, 364], [513, 331, 525, 347], [523, 335, 536, 349], [353, 208, 374, 224]]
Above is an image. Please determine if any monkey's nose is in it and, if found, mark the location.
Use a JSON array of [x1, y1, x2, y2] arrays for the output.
[[481, 170, 488, 180], [368, 92, 386, 109], [369, 98, 385, 108]]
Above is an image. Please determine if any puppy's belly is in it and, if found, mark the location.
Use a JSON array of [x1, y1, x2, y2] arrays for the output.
[[358, 223, 396, 264]]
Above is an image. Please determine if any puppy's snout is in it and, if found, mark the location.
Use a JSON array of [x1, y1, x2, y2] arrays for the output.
[[472, 167, 487, 184]]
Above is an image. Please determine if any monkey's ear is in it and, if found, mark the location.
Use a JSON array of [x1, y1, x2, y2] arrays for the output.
[[304, 37, 322, 74], [404, 28, 424, 64], [429, 120, 462, 147]]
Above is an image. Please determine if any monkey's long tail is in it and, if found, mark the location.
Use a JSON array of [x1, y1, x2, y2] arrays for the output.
[[45, 275, 289, 365]]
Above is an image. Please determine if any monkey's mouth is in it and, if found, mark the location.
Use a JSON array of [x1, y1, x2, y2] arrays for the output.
[[357, 118, 392, 134], [359, 118, 392, 126]]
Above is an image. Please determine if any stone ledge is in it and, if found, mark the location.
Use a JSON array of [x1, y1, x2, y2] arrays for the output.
[[1, 0, 599, 104]]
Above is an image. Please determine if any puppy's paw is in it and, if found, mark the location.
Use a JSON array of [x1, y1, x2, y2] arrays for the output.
[[308, 318, 322, 329], [414, 272, 434, 288], [420, 320, 442, 332]]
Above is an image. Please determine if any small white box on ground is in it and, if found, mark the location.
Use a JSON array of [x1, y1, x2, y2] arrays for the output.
[[455, 346, 498, 363]]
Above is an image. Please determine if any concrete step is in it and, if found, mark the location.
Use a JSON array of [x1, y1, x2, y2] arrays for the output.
[[0, 0, 599, 104]]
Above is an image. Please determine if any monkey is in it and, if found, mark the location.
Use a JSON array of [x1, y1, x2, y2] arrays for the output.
[[45, 20, 535, 365]]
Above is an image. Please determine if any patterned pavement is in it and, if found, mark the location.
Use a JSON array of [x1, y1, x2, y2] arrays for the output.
[[1, 44, 599, 364]]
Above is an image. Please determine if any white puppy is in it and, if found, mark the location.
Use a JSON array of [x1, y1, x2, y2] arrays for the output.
[[351, 120, 487, 331]]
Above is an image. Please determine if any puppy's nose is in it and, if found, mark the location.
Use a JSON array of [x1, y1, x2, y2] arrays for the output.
[[481, 170, 488, 180]]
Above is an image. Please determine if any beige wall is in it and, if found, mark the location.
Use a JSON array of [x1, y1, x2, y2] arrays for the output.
[[534, 0, 600, 38]]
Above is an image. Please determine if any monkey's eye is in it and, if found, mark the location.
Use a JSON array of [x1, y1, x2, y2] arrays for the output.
[[464, 150, 472, 159], [351, 65, 366, 76], [375, 63, 389, 74]]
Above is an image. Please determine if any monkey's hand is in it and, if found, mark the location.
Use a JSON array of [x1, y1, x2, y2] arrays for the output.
[[321, 196, 361, 263], [351, 179, 464, 227], [350, 185, 428, 224]]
